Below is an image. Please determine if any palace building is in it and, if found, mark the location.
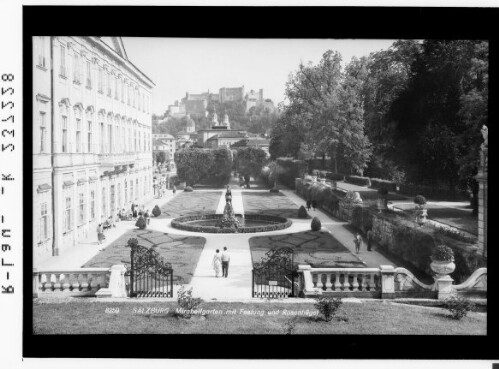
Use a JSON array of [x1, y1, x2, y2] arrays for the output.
[[33, 36, 155, 266]]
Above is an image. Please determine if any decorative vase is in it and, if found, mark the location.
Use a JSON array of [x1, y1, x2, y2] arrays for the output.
[[430, 258, 456, 277]]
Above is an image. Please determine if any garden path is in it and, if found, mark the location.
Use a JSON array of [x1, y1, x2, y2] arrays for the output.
[[280, 189, 397, 268]]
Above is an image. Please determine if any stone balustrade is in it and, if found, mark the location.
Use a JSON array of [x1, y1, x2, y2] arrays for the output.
[[33, 267, 110, 297], [297, 264, 487, 300]]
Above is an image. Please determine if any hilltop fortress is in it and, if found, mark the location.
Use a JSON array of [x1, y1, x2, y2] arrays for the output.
[[167, 86, 274, 118]]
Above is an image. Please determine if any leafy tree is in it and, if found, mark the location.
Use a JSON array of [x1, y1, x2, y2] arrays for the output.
[[236, 147, 268, 180], [155, 151, 169, 165], [174, 148, 215, 186]]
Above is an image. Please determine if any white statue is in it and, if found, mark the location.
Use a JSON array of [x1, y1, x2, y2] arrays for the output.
[[481, 125, 488, 149]]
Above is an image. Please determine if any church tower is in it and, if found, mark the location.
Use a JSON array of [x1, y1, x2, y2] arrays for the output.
[[222, 112, 230, 129]]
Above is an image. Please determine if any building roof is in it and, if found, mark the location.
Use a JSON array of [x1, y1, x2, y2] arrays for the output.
[[153, 133, 174, 139], [153, 138, 174, 146], [207, 131, 248, 141]]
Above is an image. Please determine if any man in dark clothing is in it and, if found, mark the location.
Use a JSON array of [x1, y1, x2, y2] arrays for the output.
[[366, 230, 374, 251], [311, 200, 317, 211], [306, 199, 311, 211]]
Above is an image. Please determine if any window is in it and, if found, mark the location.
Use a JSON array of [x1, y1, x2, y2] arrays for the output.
[[99, 122, 104, 153], [60, 45, 66, 77], [108, 124, 112, 153], [37, 36, 46, 68], [87, 121, 92, 153], [98, 67, 103, 93], [86, 61, 92, 89], [101, 187, 107, 218], [127, 85, 130, 105], [121, 80, 124, 102], [130, 181, 133, 202], [64, 196, 72, 233], [62, 116, 68, 153], [40, 202, 49, 241], [107, 72, 112, 96], [73, 53, 80, 83], [40, 112, 46, 153], [135, 179, 139, 200], [143, 176, 146, 196], [114, 76, 118, 99], [79, 193, 85, 225], [134, 129, 137, 152], [90, 190, 95, 220], [124, 181, 128, 204], [117, 183, 121, 210], [76, 118, 81, 153], [110, 185, 115, 215]]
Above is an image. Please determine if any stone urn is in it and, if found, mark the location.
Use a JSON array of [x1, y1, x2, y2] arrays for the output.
[[415, 207, 427, 225], [430, 258, 456, 277]]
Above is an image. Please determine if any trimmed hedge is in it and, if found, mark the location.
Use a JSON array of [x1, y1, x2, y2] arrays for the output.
[[152, 205, 161, 217], [311, 217, 321, 231], [399, 183, 469, 201], [184, 186, 194, 192], [170, 213, 292, 233], [324, 172, 346, 181], [370, 178, 397, 191], [295, 179, 344, 215], [298, 205, 308, 218], [345, 175, 371, 187]]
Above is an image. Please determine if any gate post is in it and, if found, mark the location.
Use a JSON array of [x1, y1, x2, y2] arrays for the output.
[[380, 265, 395, 299], [109, 264, 128, 297], [298, 264, 320, 297]]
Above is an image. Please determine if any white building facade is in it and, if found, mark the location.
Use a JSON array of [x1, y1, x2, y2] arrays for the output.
[[33, 36, 155, 266]]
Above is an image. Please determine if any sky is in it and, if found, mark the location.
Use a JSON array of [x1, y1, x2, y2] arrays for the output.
[[123, 38, 397, 116]]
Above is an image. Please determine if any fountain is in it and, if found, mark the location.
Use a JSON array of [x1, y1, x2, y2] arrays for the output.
[[170, 186, 291, 234], [216, 186, 240, 230]]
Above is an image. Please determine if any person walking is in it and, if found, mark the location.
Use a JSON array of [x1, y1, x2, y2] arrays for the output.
[[354, 232, 362, 254], [144, 209, 150, 225], [212, 249, 222, 278], [173, 185, 177, 195], [311, 200, 317, 211], [306, 199, 311, 211], [366, 229, 374, 251], [221, 247, 230, 278], [96, 223, 105, 245]]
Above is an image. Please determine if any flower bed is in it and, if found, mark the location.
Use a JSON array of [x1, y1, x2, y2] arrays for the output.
[[171, 213, 292, 233]]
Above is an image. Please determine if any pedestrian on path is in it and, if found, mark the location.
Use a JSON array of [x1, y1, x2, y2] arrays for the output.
[[306, 199, 311, 211], [221, 247, 230, 278], [366, 229, 374, 251], [96, 224, 105, 245], [354, 232, 362, 254], [212, 249, 222, 278], [144, 209, 150, 225], [311, 200, 317, 211], [173, 185, 177, 194]]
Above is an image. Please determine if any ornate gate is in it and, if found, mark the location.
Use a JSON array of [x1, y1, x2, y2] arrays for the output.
[[124, 239, 173, 298], [252, 247, 295, 299]]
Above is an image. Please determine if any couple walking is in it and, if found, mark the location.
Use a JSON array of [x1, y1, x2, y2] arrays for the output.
[[213, 247, 230, 278]]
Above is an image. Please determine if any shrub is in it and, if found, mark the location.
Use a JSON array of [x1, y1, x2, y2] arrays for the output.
[[345, 175, 371, 187], [370, 178, 397, 191], [135, 216, 147, 230], [314, 296, 342, 322], [414, 195, 427, 206], [270, 188, 279, 193], [298, 205, 308, 218], [276, 158, 308, 189], [177, 285, 202, 318], [152, 205, 161, 217], [432, 245, 454, 262], [325, 172, 346, 181], [184, 186, 193, 192], [126, 237, 138, 249], [444, 295, 476, 320], [311, 217, 321, 231], [377, 187, 389, 196]]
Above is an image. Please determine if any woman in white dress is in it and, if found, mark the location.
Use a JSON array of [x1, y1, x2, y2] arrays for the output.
[[212, 249, 222, 278]]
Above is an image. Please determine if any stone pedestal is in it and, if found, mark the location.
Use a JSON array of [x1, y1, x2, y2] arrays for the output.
[[96, 264, 127, 298], [380, 265, 395, 299], [33, 268, 39, 298], [434, 275, 455, 300], [298, 264, 321, 297]]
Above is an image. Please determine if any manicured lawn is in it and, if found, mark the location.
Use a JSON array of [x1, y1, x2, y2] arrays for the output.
[[242, 191, 310, 219], [249, 230, 364, 268], [32, 300, 486, 335], [155, 191, 222, 219], [81, 229, 205, 284]]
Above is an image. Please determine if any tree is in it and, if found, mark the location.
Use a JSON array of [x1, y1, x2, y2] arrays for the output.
[[236, 147, 268, 181], [174, 148, 215, 186], [276, 50, 372, 174], [155, 151, 169, 165]]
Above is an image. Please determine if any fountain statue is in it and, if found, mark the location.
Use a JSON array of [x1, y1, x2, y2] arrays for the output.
[[217, 186, 240, 229]]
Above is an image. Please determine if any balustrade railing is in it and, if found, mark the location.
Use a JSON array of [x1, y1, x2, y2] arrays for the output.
[[312, 268, 381, 293], [33, 268, 110, 296]]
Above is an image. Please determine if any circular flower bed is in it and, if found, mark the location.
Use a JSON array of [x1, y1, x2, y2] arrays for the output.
[[171, 213, 292, 233]]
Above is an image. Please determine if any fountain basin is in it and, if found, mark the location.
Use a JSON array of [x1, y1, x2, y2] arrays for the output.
[[171, 213, 292, 233]]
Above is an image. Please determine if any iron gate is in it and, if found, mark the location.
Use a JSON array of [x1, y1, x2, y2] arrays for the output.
[[252, 247, 295, 299], [124, 239, 173, 298]]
